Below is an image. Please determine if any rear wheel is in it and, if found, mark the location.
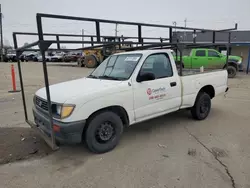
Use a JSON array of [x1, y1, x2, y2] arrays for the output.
[[227, 65, 237, 78], [191, 92, 211, 120], [84, 111, 124, 153], [84, 55, 98, 68]]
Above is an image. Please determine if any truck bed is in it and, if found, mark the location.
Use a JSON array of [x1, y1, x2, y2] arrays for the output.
[[180, 68, 222, 76]]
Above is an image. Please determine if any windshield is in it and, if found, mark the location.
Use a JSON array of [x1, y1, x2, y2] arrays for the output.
[[88, 53, 142, 80]]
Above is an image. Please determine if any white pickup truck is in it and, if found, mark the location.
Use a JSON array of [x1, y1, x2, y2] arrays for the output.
[[33, 49, 228, 153]]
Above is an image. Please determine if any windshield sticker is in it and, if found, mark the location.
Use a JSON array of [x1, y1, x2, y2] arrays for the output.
[[125, 56, 140, 61], [147, 87, 166, 100]]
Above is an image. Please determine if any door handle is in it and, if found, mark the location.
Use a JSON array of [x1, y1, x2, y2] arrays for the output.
[[193, 58, 198, 60], [170, 82, 177, 87], [208, 58, 212, 60]]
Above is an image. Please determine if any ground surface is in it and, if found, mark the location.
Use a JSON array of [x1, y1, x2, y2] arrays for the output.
[[0, 62, 250, 188]]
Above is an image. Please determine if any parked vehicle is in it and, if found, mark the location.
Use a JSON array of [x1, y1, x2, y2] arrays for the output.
[[33, 49, 228, 153], [51, 54, 64, 62], [62, 53, 81, 62], [173, 48, 242, 78], [26, 53, 38, 61], [77, 37, 133, 68], [4, 53, 17, 62]]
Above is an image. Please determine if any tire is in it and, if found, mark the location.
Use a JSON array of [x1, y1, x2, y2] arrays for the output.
[[84, 55, 98, 68], [77, 58, 84, 67], [191, 92, 211, 120], [85, 111, 124, 153], [227, 65, 237, 78]]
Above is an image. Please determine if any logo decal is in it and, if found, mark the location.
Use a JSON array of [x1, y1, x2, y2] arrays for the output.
[[147, 88, 152, 95], [146, 87, 167, 100]]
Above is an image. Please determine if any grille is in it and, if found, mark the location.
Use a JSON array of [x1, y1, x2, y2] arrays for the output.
[[35, 97, 49, 111]]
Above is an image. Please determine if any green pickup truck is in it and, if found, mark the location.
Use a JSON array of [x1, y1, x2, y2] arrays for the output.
[[173, 48, 242, 78]]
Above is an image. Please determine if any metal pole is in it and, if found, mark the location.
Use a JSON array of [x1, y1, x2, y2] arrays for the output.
[[56, 35, 60, 49], [36, 14, 57, 150], [17, 57, 28, 120], [225, 32, 231, 70], [0, 4, 3, 62], [13, 33, 28, 120], [179, 47, 183, 76], [138, 25, 142, 43], [81, 29, 84, 48], [193, 30, 196, 43], [169, 27, 172, 43], [96, 21, 100, 42], [246, 48, 250, 74], [91, 36, 94, 46], [41, 50, 56, 149], [212, 31, 216, 43]]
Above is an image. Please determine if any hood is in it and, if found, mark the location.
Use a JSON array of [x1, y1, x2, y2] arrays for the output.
[[35, 78, 122, 103], [229, 55, 241, 60]]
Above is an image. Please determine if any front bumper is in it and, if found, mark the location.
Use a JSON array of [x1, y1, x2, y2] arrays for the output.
[[33, 107, 86, 144]]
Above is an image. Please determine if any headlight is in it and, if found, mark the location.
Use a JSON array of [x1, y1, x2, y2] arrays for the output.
[[52, 104, 75, 119]]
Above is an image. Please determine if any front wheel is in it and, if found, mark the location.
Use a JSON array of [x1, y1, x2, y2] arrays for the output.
[[191, 92, 211, 120], [227, 65, 237, 78], [77, 58, 84, 67], [84, 111, 124, 153]]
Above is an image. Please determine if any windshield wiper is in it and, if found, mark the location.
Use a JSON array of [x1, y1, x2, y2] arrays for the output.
[[98, 75, 121, 80], [87, 75, 98, 79]]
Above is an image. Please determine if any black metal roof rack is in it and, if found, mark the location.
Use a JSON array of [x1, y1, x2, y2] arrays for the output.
[[12, 13, 237, 150]]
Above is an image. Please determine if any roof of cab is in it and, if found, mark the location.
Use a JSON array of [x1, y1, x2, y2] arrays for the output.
[[114, 49, 172, 56]]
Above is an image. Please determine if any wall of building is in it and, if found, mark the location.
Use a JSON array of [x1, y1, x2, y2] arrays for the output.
[[231, 46, 250, 70]]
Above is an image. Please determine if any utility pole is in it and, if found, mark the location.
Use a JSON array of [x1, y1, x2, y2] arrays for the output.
[[184, 18, 187, 41], [115, 23, 118, 37], [0, 4, 3, 62], [81, 29, 84, 48], [172, 21, 177, 32]]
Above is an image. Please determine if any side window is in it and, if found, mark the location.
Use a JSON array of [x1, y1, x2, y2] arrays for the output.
[[196, 50, 206, 57], [208, 50, 220, 57], [140, 53, 173, 79]]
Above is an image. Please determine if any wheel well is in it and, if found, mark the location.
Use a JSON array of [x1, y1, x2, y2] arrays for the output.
[[199, 85, 215, 99], [86, 106, 129, 127], [223, 62, 238, 70]]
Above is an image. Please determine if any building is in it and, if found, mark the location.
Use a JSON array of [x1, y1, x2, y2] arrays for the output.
[[173, 31, 250, 72]]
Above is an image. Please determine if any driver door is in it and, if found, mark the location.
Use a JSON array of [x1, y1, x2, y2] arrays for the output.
[[133, 53, 181, 121], [207, 50, 224, 69]]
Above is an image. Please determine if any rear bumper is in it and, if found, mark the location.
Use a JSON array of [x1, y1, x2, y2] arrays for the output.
[[33, 107, 86, 144], [225, 87, 229, 92]]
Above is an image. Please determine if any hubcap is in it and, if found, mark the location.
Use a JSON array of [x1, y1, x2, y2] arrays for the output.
[[200, 98, 210, 114], [96, 122, 114, 143], [88, 59, 93, 66]]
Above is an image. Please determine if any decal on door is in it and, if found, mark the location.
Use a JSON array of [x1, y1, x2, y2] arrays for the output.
[[147, 87, 166, 100]]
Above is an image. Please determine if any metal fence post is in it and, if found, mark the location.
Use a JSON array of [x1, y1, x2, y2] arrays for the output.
[[225, 32, 231, 70]]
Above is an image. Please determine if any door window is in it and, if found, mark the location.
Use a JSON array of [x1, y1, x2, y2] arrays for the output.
[[140, 53, 173, 79], [195, 50, 206, 57], [208, 50, 220, 57]]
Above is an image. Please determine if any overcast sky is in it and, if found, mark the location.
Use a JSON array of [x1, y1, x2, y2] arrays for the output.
[[1, 0, 250, 48]]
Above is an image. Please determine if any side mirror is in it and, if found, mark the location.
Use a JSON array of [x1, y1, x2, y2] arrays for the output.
[[137, 72, 155, 82]]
